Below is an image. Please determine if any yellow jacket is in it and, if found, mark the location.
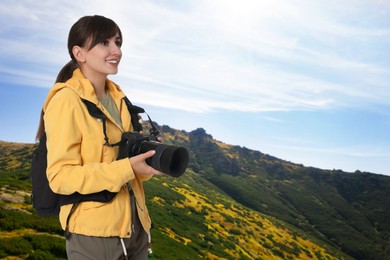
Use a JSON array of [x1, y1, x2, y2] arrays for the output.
[[43, 69, 151, 238]]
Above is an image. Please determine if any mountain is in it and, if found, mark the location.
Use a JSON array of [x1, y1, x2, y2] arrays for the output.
[[0, 125, 389, 259], [183, 127, 390, 259]]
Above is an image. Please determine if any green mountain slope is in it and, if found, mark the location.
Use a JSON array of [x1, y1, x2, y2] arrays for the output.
[[0, 168, 342, 259], [1, 124, 389, 259], [182, 127, 390, 259]]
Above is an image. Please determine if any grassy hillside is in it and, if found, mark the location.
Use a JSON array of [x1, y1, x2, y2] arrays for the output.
[[0, 141, 344, 259], [144, 172, 345, 259], [1, 123, 389, 259], [0, 163, 342, 259], [183, 127, 390, 259]]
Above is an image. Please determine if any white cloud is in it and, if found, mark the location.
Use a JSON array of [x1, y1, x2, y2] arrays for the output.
[[0, 0, 389, 112]]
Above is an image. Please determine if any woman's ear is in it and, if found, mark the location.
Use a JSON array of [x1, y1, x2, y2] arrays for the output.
[[72, 46, 86, 63]]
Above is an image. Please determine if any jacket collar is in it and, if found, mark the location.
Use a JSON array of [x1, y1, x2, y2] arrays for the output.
[[68, 69, 124, 103], [43, 68, 125, 112]]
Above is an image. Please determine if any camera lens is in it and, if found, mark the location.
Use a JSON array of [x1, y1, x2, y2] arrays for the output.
[[139, 142, 189, 177]]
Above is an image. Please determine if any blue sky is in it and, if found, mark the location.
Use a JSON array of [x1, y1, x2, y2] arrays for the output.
[[1, 0, 389, 175]]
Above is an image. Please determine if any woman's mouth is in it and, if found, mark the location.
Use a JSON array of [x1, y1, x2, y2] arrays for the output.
[[106, 59, 120, 65]]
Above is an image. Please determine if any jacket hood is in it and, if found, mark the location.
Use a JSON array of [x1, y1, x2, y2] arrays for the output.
[[43, 68, 124, 112]]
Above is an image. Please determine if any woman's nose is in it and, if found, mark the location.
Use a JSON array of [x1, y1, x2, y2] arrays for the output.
[[110, 43, 121, 55]]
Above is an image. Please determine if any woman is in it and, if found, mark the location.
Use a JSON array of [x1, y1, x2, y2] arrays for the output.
[[36, 15, 160, 259]]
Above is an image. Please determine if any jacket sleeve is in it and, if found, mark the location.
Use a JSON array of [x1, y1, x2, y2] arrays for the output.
[[44, 89, 135, 195]]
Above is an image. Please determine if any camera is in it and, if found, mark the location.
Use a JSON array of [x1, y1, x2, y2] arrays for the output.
[[117, 132, 189, 178]]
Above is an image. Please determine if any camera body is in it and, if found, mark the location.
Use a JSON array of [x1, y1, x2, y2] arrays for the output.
[[118, 132, 189, 177]]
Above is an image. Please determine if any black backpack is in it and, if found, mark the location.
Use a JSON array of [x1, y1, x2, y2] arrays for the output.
[[30, 96, 144, 217]]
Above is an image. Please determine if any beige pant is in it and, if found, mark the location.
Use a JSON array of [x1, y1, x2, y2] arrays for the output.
[[66, 231, 148, 260], [66, 222, 148, 260], [66, 194, 148, 260]]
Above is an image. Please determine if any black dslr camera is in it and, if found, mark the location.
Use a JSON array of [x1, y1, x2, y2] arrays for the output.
[[117, 103, 189, 178]]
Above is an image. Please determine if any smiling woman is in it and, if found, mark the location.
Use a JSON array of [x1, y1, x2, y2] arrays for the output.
[[34, 15, 161, 260]]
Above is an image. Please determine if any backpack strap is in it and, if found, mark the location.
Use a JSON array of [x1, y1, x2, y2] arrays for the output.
[[81, 98, 122, 147], [81, 96, 150, 146], [80, 98, 117, 147]]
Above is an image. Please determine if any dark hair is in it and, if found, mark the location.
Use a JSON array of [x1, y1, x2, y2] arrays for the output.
[[36, 15, 122, 141]]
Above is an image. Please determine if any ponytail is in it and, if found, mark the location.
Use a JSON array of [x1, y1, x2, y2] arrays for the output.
[[35, 60, 79, 141], [35, 110, 45, 142], [55, 60, 78, 83]]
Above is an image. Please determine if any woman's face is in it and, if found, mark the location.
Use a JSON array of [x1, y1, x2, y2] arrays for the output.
[[81, 32, 122, 78]]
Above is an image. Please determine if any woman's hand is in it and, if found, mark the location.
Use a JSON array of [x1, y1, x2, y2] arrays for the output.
[[129, 150, 162, 178]]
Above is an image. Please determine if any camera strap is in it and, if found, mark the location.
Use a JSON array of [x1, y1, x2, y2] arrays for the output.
[[123, 96, 160, 137], [81, 96, 160, 147]]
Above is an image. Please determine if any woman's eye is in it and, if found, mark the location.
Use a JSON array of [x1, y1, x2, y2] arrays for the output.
[[116, 40, 122, 47], [100, 40, 109, 46]]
